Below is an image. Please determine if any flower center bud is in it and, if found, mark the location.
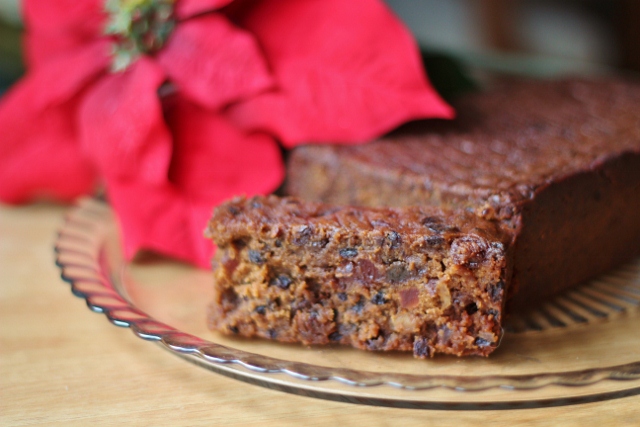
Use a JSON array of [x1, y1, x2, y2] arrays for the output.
[[105, 0, 176, 71]]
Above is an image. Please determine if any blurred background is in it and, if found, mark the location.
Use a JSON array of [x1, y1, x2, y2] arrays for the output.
[[1, 0, 639, 94]]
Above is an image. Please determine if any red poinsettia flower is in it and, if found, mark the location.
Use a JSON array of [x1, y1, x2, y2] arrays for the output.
[[0, 0, 453, 267]]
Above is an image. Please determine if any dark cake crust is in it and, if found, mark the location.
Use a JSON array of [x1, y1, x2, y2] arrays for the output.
[[286, 78, 640, 308], [206, 196, 512, 357]]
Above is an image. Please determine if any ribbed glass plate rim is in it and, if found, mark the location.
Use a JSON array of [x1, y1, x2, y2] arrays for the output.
[[53, 198, 640, 407]]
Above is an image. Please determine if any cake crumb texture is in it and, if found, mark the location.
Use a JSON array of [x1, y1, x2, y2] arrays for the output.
[[206, 196, 511, 357]]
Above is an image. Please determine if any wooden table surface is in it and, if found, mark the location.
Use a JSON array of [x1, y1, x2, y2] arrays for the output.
[[2, 202, 639, 426]]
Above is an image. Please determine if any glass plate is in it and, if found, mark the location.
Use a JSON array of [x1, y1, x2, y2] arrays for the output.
[[55, 198, 640, 410]]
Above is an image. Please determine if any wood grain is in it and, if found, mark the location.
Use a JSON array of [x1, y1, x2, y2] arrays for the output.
[[1, 203, 639, 426]]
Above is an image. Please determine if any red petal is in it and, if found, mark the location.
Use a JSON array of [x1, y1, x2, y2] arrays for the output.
[[229, 0, 453, 146], [175, 0, 233, 19], [0, 92, 95, 204], [23, 0, 106, 68], [165, 96, 284, 199], [105, 96, 284, 267], [0, 42, 107, 203], [11, 41, 110, 111], [23, 0, 105, 34], [107, 179, 215, 268], [78, 58, 173, 184], [157, 14, 273, 110]]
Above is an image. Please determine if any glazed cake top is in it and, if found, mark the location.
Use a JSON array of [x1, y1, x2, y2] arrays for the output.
[[296, 78, 640, 207], [207, 195, 512, 247]]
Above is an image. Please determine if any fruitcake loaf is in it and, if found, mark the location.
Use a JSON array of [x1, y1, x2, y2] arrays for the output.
[[286, 78, 640, 308], [206, 195, 512, 357]]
